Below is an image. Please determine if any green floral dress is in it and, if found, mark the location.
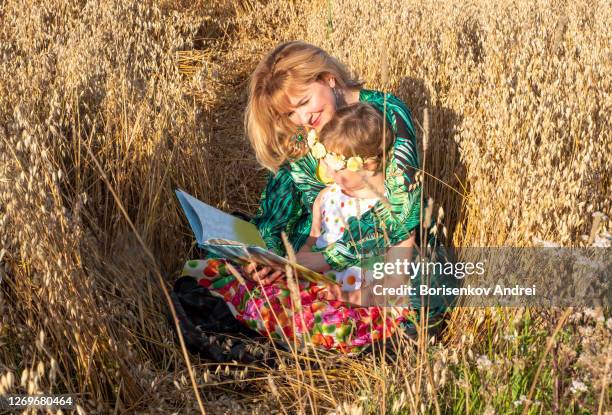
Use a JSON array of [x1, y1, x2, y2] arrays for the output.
[[252, 88, 423, 269]]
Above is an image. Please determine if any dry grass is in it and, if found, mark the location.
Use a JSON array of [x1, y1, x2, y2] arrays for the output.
[[0, 0, 610, 413]]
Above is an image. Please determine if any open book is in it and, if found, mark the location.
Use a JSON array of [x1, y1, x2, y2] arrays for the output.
[[175, 189, 336, 285]]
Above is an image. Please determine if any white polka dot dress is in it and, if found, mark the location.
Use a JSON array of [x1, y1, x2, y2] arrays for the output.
[[315, 184, 379, 249], [315, 184, 379, 292]]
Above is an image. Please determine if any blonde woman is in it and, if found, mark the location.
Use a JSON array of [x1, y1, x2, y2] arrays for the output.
[[173, 41, 452, 357], [245, 41, 423, 277]]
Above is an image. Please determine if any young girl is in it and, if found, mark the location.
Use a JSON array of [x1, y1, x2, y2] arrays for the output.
[[297, 102, 404, 305]]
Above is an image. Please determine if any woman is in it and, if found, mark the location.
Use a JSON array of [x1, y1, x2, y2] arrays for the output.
[[246, 41, 423, 275], [173, 41, 452, 359]]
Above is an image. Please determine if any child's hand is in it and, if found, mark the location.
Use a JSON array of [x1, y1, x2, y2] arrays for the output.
[[318, 282, 343, 301], [317, 283, 362, 304]]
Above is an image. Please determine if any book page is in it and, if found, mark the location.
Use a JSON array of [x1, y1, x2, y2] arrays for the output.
[[175, 189, 265, 247]]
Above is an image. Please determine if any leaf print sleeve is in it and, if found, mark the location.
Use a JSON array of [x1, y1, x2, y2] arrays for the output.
[[250, 166, 303, 256]]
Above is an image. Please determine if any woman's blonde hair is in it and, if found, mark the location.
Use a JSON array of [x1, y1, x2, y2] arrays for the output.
[[245, 41, 363, 171], [318, 103, 395, 172]]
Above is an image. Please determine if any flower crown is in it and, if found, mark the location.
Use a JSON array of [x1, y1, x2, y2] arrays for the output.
[[306, 129, 372, 172]]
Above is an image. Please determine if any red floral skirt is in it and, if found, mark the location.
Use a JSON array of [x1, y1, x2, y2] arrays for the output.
[[181, 258, 416, 354]]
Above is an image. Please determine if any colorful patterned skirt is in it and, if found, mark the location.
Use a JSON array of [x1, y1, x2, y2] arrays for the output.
[[180, 258, 418, 354]]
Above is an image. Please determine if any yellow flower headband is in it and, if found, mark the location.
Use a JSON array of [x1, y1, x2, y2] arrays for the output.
[[307, 129, 371, 172]]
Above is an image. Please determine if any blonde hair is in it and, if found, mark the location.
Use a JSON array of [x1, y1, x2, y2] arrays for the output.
[[318, 103, 394, 172], [245, 41, 363, 171]]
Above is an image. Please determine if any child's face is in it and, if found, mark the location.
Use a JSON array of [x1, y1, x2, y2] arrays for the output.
[[321, 159, 375, 194]]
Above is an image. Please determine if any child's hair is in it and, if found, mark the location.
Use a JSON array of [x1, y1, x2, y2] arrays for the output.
[[318, 103, 395, 171], [244, 41, 363, 171]]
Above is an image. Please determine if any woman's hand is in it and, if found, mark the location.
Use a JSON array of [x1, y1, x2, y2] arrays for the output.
[[295, 251, 331, 273], [243, 262, 285, 285]]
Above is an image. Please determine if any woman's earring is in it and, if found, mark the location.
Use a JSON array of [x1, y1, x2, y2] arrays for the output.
[[332, 87, 339, 108]]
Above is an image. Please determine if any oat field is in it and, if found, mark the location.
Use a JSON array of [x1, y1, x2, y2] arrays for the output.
[[0, 0, 610, 413]]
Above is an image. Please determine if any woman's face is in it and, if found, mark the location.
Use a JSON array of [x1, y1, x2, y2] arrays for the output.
[[285, 78, 336, 132]]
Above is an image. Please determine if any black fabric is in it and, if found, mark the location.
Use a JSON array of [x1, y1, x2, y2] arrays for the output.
[[169, 276, 278, 366]]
